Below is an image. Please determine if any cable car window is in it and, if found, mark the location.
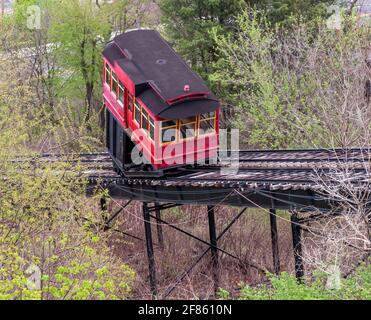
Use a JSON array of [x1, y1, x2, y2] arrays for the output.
[[199, 112, 216, 135], [134, 102, 141, 125], [142, 108, 149, 131], [118, 81, 124, 104], [112, 71, 118, 95], [200, 112, 215, 121], [161, 120, 177, 144], [105, 64, 110, 86], [180, 116, 197, 139], [149, 118, 155, 141], [128, 94, 133, 112], [162, 120, 176, 128]]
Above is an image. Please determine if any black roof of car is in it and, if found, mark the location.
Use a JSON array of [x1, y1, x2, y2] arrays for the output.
[[103, 29, 219, 120]]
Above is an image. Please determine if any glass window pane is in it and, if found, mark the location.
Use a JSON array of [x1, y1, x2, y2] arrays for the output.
[[105, 65, 110, 85], [128, 94, 133, 111], [199, 118, 215, 134], [180, 116, 196, 124], [161, 128, 177, 143], [149, 117, 155, 140], [150, 123, 155, 141], [200, 112, 215, 120], [142, 109, 149, 130], [118, 82, 124, 103], [180, 122, 196, 139], [135, 103, 141, 125], [112, 72, 118, 94], [162, 120, 177, 128]]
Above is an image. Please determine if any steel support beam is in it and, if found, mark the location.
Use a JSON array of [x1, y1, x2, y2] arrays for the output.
[[163, 208, 251, 298], [143, 202, 158, 299], [106, 200, 132, 226], [291, 212, 304, 281], [100, 197, 109, 229], [208, 206, 219, 297], [155, 202, 164, 250], [269, 209, 281, 275], [100, 197, 107, 211]]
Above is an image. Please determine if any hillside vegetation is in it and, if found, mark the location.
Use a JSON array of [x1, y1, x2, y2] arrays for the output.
[[0, 0, 370, 300]]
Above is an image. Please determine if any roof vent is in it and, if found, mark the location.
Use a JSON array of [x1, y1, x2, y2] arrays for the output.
[[124, 49, 133, 60], [184, 84, 190, 92], [156, 59, 167, 65]]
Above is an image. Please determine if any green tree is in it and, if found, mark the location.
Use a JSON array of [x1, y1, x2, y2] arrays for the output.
[[160, 0, 336, 87], [212, 10, 371, 148], [160, 0, 247, 85], [234, 263, 371, 300], [247, 0, 336, 27], [0, 62, 136, 300], [9, 0, 151, 132], [47, 0, 111, 128]]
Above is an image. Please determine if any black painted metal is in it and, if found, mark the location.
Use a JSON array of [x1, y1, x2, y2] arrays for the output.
[[291, 212, 305, 281], [100, 197, 109, 228], [88, 183, 330, 210], [147, 203, 182, 213], [81, 215, 145, 242], [143, 203, 158, 298], [100, 197, 107, 211], [147, 211, 252, 264], [208, 206, 219, 297], [154, 203, 164, 250], [163, 207, 249, 298], [269, 209, 281, 275], [104, 200, 133, 231]]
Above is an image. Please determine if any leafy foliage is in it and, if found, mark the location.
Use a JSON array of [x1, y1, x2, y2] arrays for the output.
[[0, 66, 136, 300], [235, 263, 371, 300], [212, 10, 371, 148], [160, 0, 246, 85], [247, 0, 335, 27]]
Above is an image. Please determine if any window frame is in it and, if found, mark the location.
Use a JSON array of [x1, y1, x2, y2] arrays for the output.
[[158, 111, 217, 145], [134, 101, 141, 126], [198, 112, 216, 136], [118, 81, 124, 105], [160, 120, 178, 145], [128, 93, 133, 112], [111, 71, 118, 96], [179, 116, 197, 141], [141, 108, 149, 131], [105, 63, 111, 87], [149, 117, 155, 141]]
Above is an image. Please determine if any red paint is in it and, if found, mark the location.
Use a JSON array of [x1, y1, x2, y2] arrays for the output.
[[103, 57, 220, 171]]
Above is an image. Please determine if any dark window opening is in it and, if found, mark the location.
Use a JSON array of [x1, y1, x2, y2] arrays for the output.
[[105, 64, 110, 86], [118, 81, 124, 104], [161, 120, 177, 143], [134, 102, 141, 125], [112, 72, 118, 95], [199, 112, 216, 135], [149, 118, 155, 141], [162, 120, 177, 128], [180, 116, 196, 139], [161, 128, 177, 143], [142, 108, 149, 131], [200, 111, 215, 121], [128, 94, 133, 112]]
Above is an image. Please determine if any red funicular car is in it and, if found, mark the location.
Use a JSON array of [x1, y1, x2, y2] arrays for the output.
[[102, 29, 220, 176]]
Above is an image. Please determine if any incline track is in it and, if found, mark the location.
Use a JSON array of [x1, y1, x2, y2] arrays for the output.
[[13, 148, 371, 208], [81, 148, 371, 191], [15, 148, 371, 191]]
